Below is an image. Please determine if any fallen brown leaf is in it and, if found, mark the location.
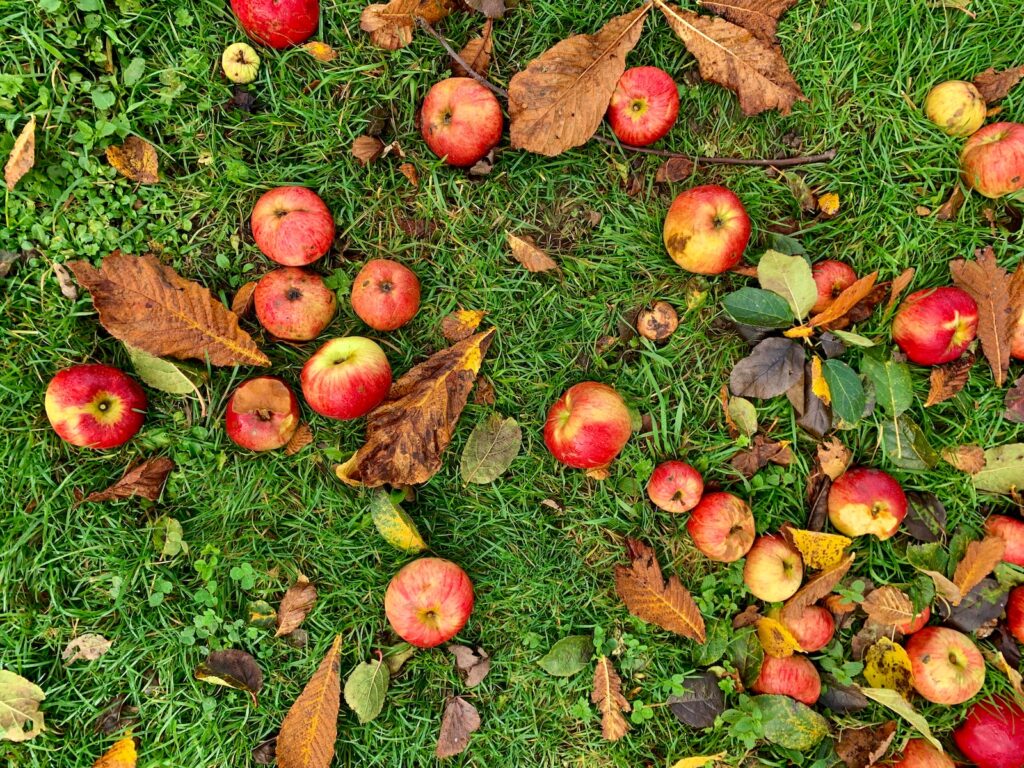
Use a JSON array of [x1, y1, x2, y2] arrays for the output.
[[953, 535, 1006, 597], [231, 281, 257, 317], [440, 310, 487, 342], [63, 633, 113, 664], [360, 0, 452, 50], [1006, 374, 1024, 423], [473, 375, 496, 405], [5, 115, 35, 191], [275, 575, 317, 637], [436, 696, 480, 758], [861, 586, 915, 628], [507, 233, 559, 273], [614, 538, 705, 641], [655, 156, 696, 183], [817, 437, 852, 480], [463, 0, 505, 17], [730, 434, 793, 478], [698, 0, 797, 42], [941, 445, 986, 475], [808, 272, 878, 328], [949, 247, 1017, 386], [591, 656, 630, 741], [285, 423, 313, 456], [936, 186, 966, 221], [352, 135, 386, 166], [453, 20, 493, 78], [277, 635, 342, 768], [508, 6, 650, 156], [886, 268, 916, 313], [68, 252, 269, 367], [52, 262, 78, 301], [303, 41, 338, 62], [106, 137, 159, 184], [835, 721, 897, 768], [924, 352, 974, 407], [780, 552, 855, 624], [447, 645, 490, 687], [973, 65, 1024, 103], [398, 162, 418, 186], [85, 457, 174, 503]]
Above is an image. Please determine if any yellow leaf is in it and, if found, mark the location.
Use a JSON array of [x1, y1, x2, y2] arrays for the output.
[[4, 115, 35, 191], [863, 637, 914, 698], [860, 687, 942, 752], [106, 136, 159, 184], [440, 310, 487, 343], [783, 527, 852, 570], [592, 656, 630, 741], [92, 737, 137, 768], [783, 325, 815, 339], [671, 754, 726, 768], [370, 490, 427, 553], [303, 41, 338, 62], [810, 356, 830, 405], [818, 193, 840, 216], [756, 617, 801, 657]]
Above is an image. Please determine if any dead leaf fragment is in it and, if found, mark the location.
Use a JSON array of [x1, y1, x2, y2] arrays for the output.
[[835, 721, 897, 768], [436, 696, 480, 758], [68, 252, 269, 367], [508, 6, 650, 156], [507, 233, 559, 273], [463, 0, 505, 17], [398, 162, 418, 186], [886, 268, 916, 313], [698, 0, 798, 42], [808, 272, 879, 328], [92, 737, 137, 768], [949, 248, 1018, 386], [352, 135, 386, 166], [106, 137, 159, 184], [780, 552, 855, 624], [953, 535, 1006, 598], [730, 434, 793, 478], [336, 329, 496, 487], [85, 457, 174, 503], [231, 281, 257, 317], [285, 423, 313, 456], [973, 66, 1024, 103], [782, 526, 852, 570], [942, 445, 986, 475], [655, 156, 696, 182], [5, 116, 35, 191], [614, 538, 705, 641], [936, 186, 966, 221], [447, 645, 490, 687], [861, 586, 915, 628], [925, 352, 974, 407], [303, 41, 338, 62], [441, 310, 487, 342], [62, 634, 113, 664], [360, 0, 452, 50], [0, 670, 45, 742], [275, 575, 317, 637], [453, 20, 493, 78], [277, 635, 342, 768], [817, 438, 852, 480], [591, 656, 630, 741]]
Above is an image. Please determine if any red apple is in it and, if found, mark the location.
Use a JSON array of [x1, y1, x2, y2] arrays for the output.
[[961, 122, 1024, 199], [230, 0, 318, 49], [906, 626, 985, 705], [686, 492, 756, 563], [384, 557, 474, 648], [889, 738, 955, 768], [225, 376, 300, 451], [986, 515, 1024, 566], [647, 460, 703, 514], [254, 267, 337, 341], [898, 606, 931, 635], [811, 260, 857, 314], [743, 534, 804, 603], [421, 78, 502, 167], [751, 654, 821, 705], [1012, 305, 1024, 360], [45, 364, 146, 449], [827, 467, 907, 540], [543, 382, 632, 470], [954, 697, 1024, 768], [775, 605, 835, 652], [350, 259, 421, 332], [892, 287, 979, 366], [606, 66, 680, 148], [251, 186, 335, 267], [300, 337, 392, 420], [663, 185, 751, 275], [1007, 586, 1024, 645]]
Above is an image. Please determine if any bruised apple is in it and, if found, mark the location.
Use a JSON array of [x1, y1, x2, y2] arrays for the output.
[[954, 697, 1024, 768], [300, 337, 392, 420], [892, 287, 978, 366], [350, 259, 421, 332], [230, 0, 319, 49], [421, 78, 502, 167], [251, 186, 335, 267], [924, 80, 987, 137], [811, 260, 857, 314], [254, 267, 337, 341], [686, 492, 755, 563], [221, 42, 260, 84], [773, 605, 835, 652], [1007, 586, 1024, 645], [606, 66, 679, 147], [225, 376, 300, 451], [751, 654, 821, 705], [543, 382, 631, 470], [384, 557, 474, 648], [961, 122, 1024, 199], [906, 626, 985, 705], [663, 185, 751, 275], [743, 534, 803, 603], [889, 738, 955, 768], [827, 467, 907, 540], [647, 460, 703, 513], [45, 363, 146, 449], [985, 514, 1024, 566]]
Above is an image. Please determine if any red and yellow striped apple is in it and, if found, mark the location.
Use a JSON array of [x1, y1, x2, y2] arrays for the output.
[[775, 604, 835, 652], [811, 260, 857, 314], [606, 66, 679, 147], [889, 737, 954, 768], [827, 467, 907, 540], [385, 557, 474, 648], [45, 364, 146, 449], [225, 376, 300, 452], [251, 186, 334, 267], [961, 122, 1024, 199], [686, 492, 755, 563], [350, 259, 421, 332], [743, 534, 803, 602], [663, 185, 751, 275], [906, 627, 985, 705], [647, 460, 703, 513], [898, 606, 931, 635], [254, 267, 336, 341], [893, 287, 978, 366], [543, 382, 631, 469], [421, 78, 502, 167], [300, 337, 391, 420]]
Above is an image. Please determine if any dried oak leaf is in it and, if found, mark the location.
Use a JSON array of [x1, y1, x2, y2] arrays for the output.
[[275, 575, 317, 638], [92, 737, 137, 768], [277, 635, 342, 768], [285, 423, 313, 456], [614, 538, 705, 641], [336, 329, 495, 487], [730, 434, 793, 478], [941, 445, 986, 475], [85, 457, 174, 503], [441, 310, 487, 342], [507, 233, 559, 273], [591, 656, 630, 741], [973, 66, 1024, 103], [780, 552, 855, 624], [924, 352, 974, 407], [436, 696, 480, 758], [5, 115, 35, 191], [861, 586, 915, 628], [953, 535, 1006, 598], [453, 20, 493, 78], [835, 721, 897, 768], [68, 252, 269, 367], [231, 281, 257, 318], [507, 6, 650, 156], [106, 137, 159, 184], [699, 0, 798, 43], [658, 4, 806, 116], [352, 135, 386, 166], [360, 0, 452, 50]]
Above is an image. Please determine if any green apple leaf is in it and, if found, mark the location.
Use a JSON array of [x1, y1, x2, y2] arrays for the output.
[[822, 359, 865, 426], [973, 443, 1024, 493], [757, 250, 818, 319], [859, 687, 942, 751], [460, 413, 522, 484], [882, 415, 938, 471], [721, 288, 794, 329], [344, 659, 389, 724], [537, 635, 594, 677], [862, 354, 913, 416], [125, 343, 206, 395], [829, 329, 876, 348], [726, 396, 758, 436], [752, 694, 828, 750]]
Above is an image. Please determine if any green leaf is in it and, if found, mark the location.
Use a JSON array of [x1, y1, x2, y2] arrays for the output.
[[859, 687, 942, 751], [537, 635, 594, 677], [0, 669, 46, 742], [344, 660, 389, 724], [822, 359, 865, 425], [721, 288, 794, 329], [152, 515, 187, 556], [829, 329, 876, 348], [973, 443, 1024, 493], [727, 396, 758, 437], [862, 355, 913, 416], [370, 490, 427, 553], [125, 343, 205, 395], [757, 251, 818, 319], [691, 618, 729, 666], [767, 233, 805, 256], [882, 415, 938, 471], [752, 694, 828, 750], [460, 413, 522, 484], [123, 57, 146, 86]]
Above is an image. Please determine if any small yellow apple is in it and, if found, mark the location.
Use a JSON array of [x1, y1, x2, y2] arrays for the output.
[[221, 42, 261, 84]]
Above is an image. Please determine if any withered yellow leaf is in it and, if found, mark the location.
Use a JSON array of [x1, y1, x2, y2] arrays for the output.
[[370, 490, 427, 553], [106, 136, 159, 184], [756, 617, 801, 657], [277, 636, 342, 768], [303, 41, 338, 62], [506, 233, 559, 273], [591, 656, 630, 741], [953, 535, 1006, 598], [92, 737, 137, 768], [614, 539, 705, 642], [782, 527, 852, 570], [808, 271, 879, 328], [810, 356, 830, 405], [4, 115, 35, 191], [440, 310, 487, 343], [780, 552, 855, 624], [336, 329, 496, 487], [863, 637, 914, 698], [670, 754, 726, 768], [818, 193, 840, 216]]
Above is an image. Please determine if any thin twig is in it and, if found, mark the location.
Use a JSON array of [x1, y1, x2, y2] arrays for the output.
[[416, 16, 837, 169]]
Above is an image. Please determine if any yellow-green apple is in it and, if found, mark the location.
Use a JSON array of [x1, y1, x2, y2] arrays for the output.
[[772, 604, 835, 652], [420, 78, 502, 167], [892, 287, 978, 366], [230, 0, 318, 49], [606, 66, 679, 147], [647, 460, 703, 513], [663, 185, 751, 275], [543, 382, 631, 469], [827, 467, 907, 540], [906, 626, 985, 705], [889, 738, 955, 768], [961, 122, 1024, 199], [221, 42, 260, 84], [986, 514, 1024, 566], [254, 267, 336, 341], [225, 376, 300, 451], [924, 80, 987, 137], [251, 186, 334, 267], [686, 492, 755, 562], [300, 337, 392, 420], [811, 260, 857, 313], [743, 534, 804, 602], [1007, 586, 1024, 644], [898, 606, 931, 635], [751, 654, 821, 705], [954, 697, 1024, 768], [384, 557, 474, 648], [350, 259, 421, 332], [45, 363, 146, 449]]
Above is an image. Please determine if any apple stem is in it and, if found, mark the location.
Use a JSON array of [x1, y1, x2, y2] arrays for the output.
[[414, 16, 838, 170]]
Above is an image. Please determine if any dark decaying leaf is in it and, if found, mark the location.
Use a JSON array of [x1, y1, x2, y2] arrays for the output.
[[973, 65, 1024, 102], [818, 678, 869, 714], [730, 435, 793, 478], [934, 578, 1008, 633], [463, 0, 505, 18], [904, 492, 947, 543], [787, 362, 833, 438], [591, 656, 630, 741], [93, 695, 139, 735], [275, 575, 317, 637], [1005, 374, 1024, 423], [231, 281, 257, 317], [106, 136, 159, 184], [780, 553, 855, 623], [729, 337, 805, 399], [699, 0, 798, 42], [994, 625, 1023, 669], [194, 649, 264, 704], [614, 538, 705, 642], [924, 352, 975, 407], [935, 185, 967, 221], [352, 135, 386, 166], [805, 462, 832, 532], [436, 696, 481, 758], [448, 645, 490, 687], [252, 734, 277, 765], [667, 670, 724, 729], [655, 156, 696, 183], [835, 721, 897, 768], [85, 457, 174, 503], [440, 310, 486, 343], [453, 20, 493, 77]]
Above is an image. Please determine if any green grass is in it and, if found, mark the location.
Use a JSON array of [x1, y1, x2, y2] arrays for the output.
[[3, 0, 1024, 765]]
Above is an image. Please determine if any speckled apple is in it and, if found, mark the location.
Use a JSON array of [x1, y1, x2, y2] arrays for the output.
[[663, 185, 751, 275], [647, 460, 703, 514], [743, 534, 803, 602], [811, 260, 857, 314], [543, 382, 632, 469], [254, 267, 336, 341], [751, 654, 821, 705], [251, 186, 335, 267], [606, 66, 680, 147], [384, 557, 474, 648], [892, 287, 978, 366], [230, 0, 318, 49], [45, 363, 146, 449], [827, 467, 907, 540], [300, 337, 392, 420], [986, 514, 1024, 566], [686, 492, 755, 563], [961, 122, 1024, 199], [954, 697, 1024, 768], [925, 80, 987, 137], [906, 626, 985, 705], [421, 78, 502, 167], [350, 259, 421, 332], [225, 376, 300, 451]]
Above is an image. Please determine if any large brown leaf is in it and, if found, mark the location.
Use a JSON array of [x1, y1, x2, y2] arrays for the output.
[[591, 656, 630, 741], [924, 352, 974, 407], [5, 115, 35, 191], [277, 636, 342, 768], [657, 3, 806, 115], [953, 535, 1006, 598], [360, 0, 452, 51], [973, 66, 1024, 103], [336, 329, 496, 487], [698, 0, 798, 42], [435, 696, 481, 758], [85, 457, 174, 503], [276, 575, 317, 638], [861, 586, 915, 628], [614, 538, 705, 641], [68, 252, 269, 367], [508, 6, 650, 156], [106, 137, 159, 184], [780, 552, 855, 623]]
